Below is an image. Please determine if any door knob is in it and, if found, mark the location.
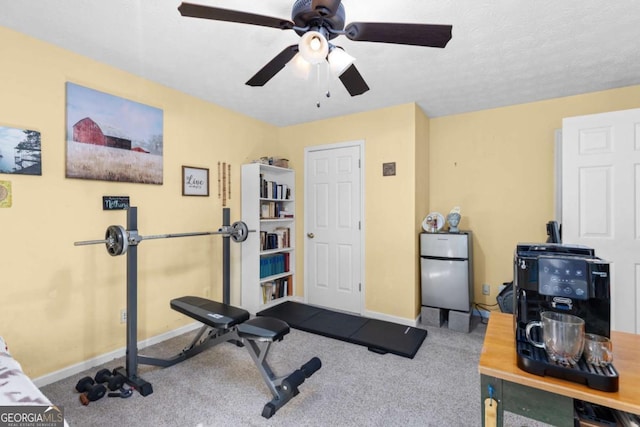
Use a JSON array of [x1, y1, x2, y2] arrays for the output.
[[307, 233, 315, 238]]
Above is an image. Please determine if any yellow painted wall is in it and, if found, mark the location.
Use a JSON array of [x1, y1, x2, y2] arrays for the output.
[[277, 104, 421, 319], [3, 24, 640, 381], [429, 85, 640, 306], [414, 107, 430, 311], [0, 27, 277, 377]]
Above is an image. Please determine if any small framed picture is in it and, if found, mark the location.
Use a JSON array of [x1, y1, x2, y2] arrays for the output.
[[382, 162, 396, 176], [182, 166, 209, 196]]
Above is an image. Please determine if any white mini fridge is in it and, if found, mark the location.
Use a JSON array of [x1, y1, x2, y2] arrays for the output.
[[420, 231, 473, 312]]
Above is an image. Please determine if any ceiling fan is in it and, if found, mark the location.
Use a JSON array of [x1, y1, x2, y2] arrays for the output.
[[178, 1, 452, 96]]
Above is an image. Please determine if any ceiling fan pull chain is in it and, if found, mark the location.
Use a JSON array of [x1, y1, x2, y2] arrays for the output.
[[325, 61, 331, 99], [316, 63, 322, 108]]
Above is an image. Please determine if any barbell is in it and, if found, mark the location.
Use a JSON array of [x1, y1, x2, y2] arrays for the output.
[[74, 221, 252, 256]]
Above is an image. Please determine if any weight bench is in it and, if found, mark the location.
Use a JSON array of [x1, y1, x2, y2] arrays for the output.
[[91, 207, 319, 418], [152, 296, 321, 418]]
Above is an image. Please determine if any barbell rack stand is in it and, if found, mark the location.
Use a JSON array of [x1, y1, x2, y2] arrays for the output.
[[79, 206, 239, 396]]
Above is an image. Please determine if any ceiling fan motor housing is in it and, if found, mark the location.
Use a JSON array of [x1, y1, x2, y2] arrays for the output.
[[292, 0, 345, 39]]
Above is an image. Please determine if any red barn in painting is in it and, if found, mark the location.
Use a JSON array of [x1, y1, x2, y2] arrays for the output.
[[73, 117, 105, 145], [72, 117, 132, 150]]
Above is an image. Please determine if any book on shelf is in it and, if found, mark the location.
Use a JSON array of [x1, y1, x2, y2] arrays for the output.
[[260, 179, 275, 199], [268, 181, 275, 198], [260, 203, 270, 219], [278, 275, 292, 298], [261, 282, 273, 304], [260, 275, 292, 303], [260, 201, 288, 219], [260, 227, 290, 251], [279, 208, 294, 218], [285, 275, 293, 296], [259, 175, 291, 200], [274, 227, 290, 248], [259, 253, 290, 278]]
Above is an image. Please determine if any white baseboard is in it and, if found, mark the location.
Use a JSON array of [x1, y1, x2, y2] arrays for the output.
[[368, 307, 495, 327], [363, 309, 418, 327], [33, 322, 201, 388], [297, 299, 419, 327]]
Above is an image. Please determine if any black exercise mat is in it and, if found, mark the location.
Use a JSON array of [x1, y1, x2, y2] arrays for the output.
[[350, 319, 428, 357], [298, 310, 369, 340], [255, 299, 324, 325], [257, 301, 427, 359]]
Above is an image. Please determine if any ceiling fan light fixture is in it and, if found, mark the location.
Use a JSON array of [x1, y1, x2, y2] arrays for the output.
[[290, 53, 312, 80], [298, 30, 329, 64], [328, 47, 355, 76]]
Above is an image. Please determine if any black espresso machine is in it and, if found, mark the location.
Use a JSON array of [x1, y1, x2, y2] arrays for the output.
[[513, 243, 618, 392]]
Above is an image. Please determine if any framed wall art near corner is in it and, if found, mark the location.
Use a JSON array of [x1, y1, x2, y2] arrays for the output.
[[0, 126, 41, 176], [182, 166, 209, 196]]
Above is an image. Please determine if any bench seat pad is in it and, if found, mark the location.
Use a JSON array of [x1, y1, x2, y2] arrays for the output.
[[170, 296, 250, 329], [237, 317, 290, 342]]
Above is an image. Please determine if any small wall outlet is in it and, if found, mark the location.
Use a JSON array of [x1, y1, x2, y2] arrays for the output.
[[120, 309, 127, 324], [482, 284, 490, 295]]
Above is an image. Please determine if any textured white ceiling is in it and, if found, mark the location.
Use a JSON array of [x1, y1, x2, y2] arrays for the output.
[[1, 0, 639, 127]]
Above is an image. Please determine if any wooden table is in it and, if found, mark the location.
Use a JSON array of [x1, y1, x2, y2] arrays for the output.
[[478, 312, 640, 426]]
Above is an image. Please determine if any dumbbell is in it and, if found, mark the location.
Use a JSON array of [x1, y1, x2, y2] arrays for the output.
[[75, 376, 106, 405], [94, 368, 126, 391]]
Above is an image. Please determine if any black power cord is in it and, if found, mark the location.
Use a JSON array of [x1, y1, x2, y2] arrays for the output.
[[474, 302, 498, 325]]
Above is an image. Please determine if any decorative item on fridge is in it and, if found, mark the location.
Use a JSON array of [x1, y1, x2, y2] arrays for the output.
[[446, 206, 461, 233], [422, 212, 444, 233]]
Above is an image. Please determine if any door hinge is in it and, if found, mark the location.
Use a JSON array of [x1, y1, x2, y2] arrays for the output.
[[359, 283, 361, 292], [358, 159, 361, 168], [358, 221, 361, 230]]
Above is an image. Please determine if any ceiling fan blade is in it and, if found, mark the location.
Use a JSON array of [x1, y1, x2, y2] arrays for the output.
[[311, 0, 342, 17], [345, 22, 452, 48], [339, 64, 370, 96], [246, 45, 299, 87], [178, 2, 294, 30]]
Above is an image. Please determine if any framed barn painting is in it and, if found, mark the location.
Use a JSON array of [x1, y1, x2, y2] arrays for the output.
[[65, 82, 164, 184], [0, 125, 41, 175]]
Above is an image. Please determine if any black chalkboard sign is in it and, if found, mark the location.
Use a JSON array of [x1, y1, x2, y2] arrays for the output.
[[103, 196, 130, 210]]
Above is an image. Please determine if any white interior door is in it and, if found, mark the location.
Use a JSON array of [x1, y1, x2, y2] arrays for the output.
[[305, 142, 363, 314], [562, 108, 640, 333]]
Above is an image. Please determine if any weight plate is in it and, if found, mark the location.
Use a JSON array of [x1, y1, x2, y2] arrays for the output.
[[105, 225, 128, 256], [230, 221, 249, 243]]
